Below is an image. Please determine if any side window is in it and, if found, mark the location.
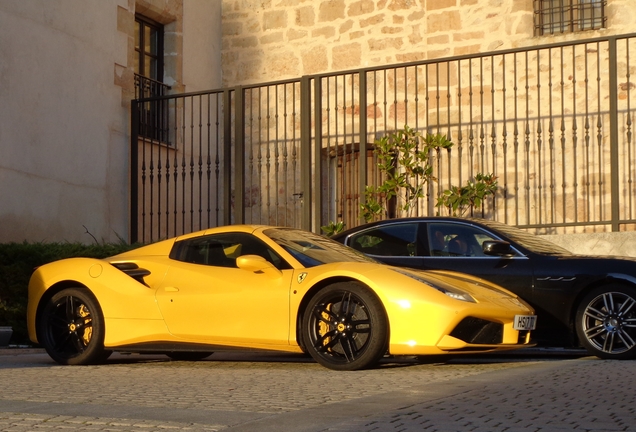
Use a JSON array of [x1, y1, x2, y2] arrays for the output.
[[349, 223, 419, 257], [170, 233, 289, 269], [171, 236, 238, 268], [134, 14, 165, 94], [427, 223, 497, 257]]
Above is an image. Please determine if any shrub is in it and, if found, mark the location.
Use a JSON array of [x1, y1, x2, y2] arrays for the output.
[[321, 221, 346, 237], [436, 173, 498, 217], [360, 125, 453, 222], [0, 241, 137, 345]]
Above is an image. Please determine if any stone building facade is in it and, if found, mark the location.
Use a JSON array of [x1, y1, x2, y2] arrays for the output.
[[211, 0, 636, 255], [4, 0, 636, 251], [220, 0, 634, 86]]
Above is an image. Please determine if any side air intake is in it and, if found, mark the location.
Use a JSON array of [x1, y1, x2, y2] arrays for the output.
[[450, 317, 503, 344], [111, 262, 151, 286]]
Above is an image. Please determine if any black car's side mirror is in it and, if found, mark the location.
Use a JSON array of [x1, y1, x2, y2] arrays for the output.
[[482, 240, 514, 257]]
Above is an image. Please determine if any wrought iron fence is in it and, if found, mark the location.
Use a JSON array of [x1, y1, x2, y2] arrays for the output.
[[134, 74, 171, 143], [131, 33, 636, 243]]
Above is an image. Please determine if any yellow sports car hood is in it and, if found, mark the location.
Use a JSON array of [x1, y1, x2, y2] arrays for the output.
[[292, 261, 530, 310]]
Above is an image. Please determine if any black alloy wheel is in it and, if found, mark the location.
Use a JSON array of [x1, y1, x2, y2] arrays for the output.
[[576, 285, 636, 360], [302, 282, 388, 371], [39, 288, 111, 365]]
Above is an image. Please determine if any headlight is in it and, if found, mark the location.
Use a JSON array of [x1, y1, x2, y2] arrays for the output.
[[392, 268, 476, 303]]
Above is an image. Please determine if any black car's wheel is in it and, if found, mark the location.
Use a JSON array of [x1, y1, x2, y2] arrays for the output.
[[302, 282, 388, 371], [39, 288, 112, 365], [166, 352, 213, 361], [575, 285, 636, 359]]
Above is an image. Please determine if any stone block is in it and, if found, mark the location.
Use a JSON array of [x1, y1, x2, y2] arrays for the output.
[[319, 0, 346, 22], [302, 45, 328, 74], [427, 10, 462, 33], [264, 10, 288, 30], [427, 0, 458, 11], [312, 26, 336, 39], [296, 5, 315, 26], [348, 0, 375, 16], [333, 43, 362, 70]]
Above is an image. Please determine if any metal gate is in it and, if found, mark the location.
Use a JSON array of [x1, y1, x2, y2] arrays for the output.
[[131, 33, 636, 243]]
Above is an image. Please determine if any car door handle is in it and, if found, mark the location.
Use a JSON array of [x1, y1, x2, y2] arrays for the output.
[[164, 287, 179, 292]]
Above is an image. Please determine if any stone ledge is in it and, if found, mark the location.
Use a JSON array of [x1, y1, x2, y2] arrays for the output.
[[539, 231, 636, 257]]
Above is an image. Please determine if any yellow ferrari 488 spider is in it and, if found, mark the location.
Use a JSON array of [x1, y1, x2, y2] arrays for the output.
[[27, 225, 536, 370]]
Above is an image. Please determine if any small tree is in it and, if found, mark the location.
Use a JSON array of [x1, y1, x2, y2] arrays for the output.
[[320, 221, 346, 237], [360, 125, 453, 222], [436, 173, 498, 217]]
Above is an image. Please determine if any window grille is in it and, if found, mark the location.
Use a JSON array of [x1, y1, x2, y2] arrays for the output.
[[134, 15, 170, 143], [534, 0, 607, 36]]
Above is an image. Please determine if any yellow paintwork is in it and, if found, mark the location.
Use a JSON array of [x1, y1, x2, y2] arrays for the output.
[[27, 225, 535, 356], [284, 261, 532, 355]]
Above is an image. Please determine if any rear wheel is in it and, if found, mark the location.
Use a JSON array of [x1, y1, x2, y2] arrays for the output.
[[575, 285, 636, 359], [38, 288, 111, 365], [302, 282, 388, 371]]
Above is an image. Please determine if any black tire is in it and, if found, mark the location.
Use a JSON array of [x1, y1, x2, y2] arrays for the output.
[[166, 352, 212, 361], [575, 285, 636, 360], [302, 282, 388, 371], [38, 288, 112, 365]]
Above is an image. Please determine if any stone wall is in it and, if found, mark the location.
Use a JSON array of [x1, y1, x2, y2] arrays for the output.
[[218, 0, 636, 236], [221, 0, 635, 87]]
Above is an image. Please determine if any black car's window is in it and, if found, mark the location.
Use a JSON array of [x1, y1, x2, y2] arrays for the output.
[[170, 233, 289, 269], [427, 223, 498, 257], [347, 223, 419, 257], [264, 228, 377, 267], [478, 219, 571, 255]]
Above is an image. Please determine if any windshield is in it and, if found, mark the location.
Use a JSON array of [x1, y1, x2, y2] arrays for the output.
[[264, 228, 378, 267], [478, 219, 571, 255]]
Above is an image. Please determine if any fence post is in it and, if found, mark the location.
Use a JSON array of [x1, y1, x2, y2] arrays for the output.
[[301, 76, 313, 231], [609, 36, 620, 231], [234, 87, 245, 224], [358, 71, 368, 225], [130, 100, 139, 244], [223, 89, 232, 226]]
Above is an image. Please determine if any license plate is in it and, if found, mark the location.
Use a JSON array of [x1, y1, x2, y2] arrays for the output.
[[514, 315, 537, 330]]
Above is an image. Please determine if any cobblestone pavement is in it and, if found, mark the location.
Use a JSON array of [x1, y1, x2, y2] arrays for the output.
[[0, 349, 634, 432]]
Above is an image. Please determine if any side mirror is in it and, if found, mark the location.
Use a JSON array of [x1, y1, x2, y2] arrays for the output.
[[482, 240, 514, 257], [236, 254, 282, 277]]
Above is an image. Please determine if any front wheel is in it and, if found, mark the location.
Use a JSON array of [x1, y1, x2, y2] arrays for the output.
[[38, 288, 112, 365], [302, 282, 388, 371], [575, 285, 636, 359]]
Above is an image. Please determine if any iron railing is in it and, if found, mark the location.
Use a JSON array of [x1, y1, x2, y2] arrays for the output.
[[134, 74, 171, 143], [131, 33, 636, 243]]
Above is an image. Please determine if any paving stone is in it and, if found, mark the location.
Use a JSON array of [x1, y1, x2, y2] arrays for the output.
[[0, 350, 634, 431]]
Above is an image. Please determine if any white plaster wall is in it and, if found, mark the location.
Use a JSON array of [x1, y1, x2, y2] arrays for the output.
[[0, 0, 222, 243], [0, 1, 122, 243]]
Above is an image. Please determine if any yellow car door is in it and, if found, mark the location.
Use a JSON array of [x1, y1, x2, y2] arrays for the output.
[[155, 232, 295, 347], [156, 261, 294, 346]]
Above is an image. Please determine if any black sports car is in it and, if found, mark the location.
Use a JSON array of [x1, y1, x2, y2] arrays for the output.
[[333, 217, 636, 359]]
